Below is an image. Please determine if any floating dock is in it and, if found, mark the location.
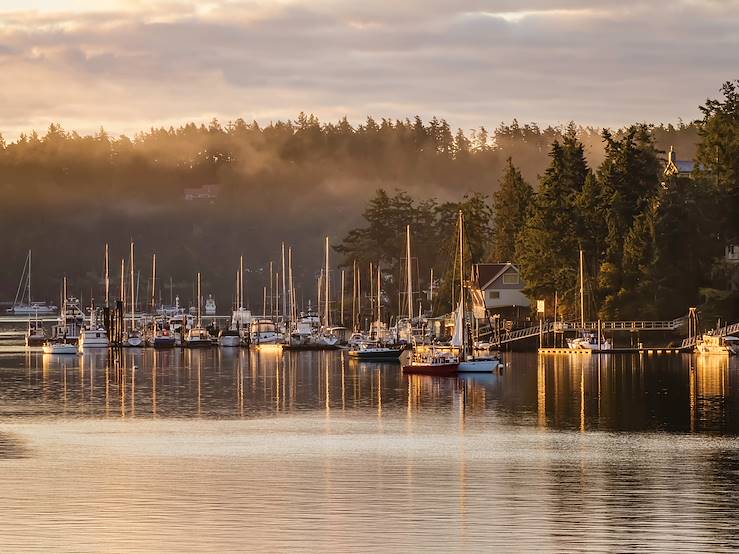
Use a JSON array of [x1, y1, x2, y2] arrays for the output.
[[538, 348, 686, 355]]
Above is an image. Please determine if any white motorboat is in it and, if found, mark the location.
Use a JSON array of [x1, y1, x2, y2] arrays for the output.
[[695, 334, 739, 355], [51, 296, 85, 344], [124, 329, 144, 347], [185, 325, 212, 347], [218, 329, 242, 347], [252, 319, 283, 345], [42, 341, 78, 355]]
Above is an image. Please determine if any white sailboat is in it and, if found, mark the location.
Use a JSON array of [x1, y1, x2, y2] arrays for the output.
[[185, 272, 212, 347], [567, 249, 612, 351], [124, 240, 144, 347], [7, 250, 58, 315]]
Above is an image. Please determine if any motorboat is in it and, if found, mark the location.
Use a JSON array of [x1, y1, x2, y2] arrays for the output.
[[151, 323, 176, 348], [185, 325, 212, 348], [25, 319, 46, 347], [695, 334, 739, 355], [218, 328, 242, 347], [124, 329, 144, 347], [78, 307, 109, 349], [51, 296, 85, 344], [252, 319, 283, 345], [348, 340, 403, 361], [42, 340, 78, 355]]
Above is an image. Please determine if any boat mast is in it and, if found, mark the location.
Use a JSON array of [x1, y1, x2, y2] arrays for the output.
[[197, 272, 202, 327], [27, 249, 32, 305], [459, 210, 466, 356], [288, 247, 294, 321], [281, 243, 287, 319], [62, 276, 67, 336], [340, 269, 345, 327], [376, 264, 381, 329], [406, 225, 413, 321], [104, 244, 109, 308], [324, 236, 330, 327], [579, 247, 585, 329], [130, 240, 135, 331], [239, 254, 245, 310], [120, 258, 125, 330], [269, 261, 273, 319], [351, 260, 357, 331], [151, 253, 156, 312]]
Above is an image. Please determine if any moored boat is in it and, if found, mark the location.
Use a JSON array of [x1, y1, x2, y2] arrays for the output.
[[25, 319, 46, 347], [402, 345, 459, 376], [695, 333, 739, 355]]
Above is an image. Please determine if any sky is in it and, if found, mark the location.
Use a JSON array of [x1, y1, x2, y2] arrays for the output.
[[0, 0, 737, 139]]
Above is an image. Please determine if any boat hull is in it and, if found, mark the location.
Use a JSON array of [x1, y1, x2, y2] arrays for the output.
[[348, 348, 403, 361], [152, 337, 176, 348], [402, 363, 459, 376], [42, 343, 78, 355], [458, 358, 501, 373], [218, 336, 242, 347]]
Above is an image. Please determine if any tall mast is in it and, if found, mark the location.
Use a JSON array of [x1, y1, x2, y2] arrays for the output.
[[281, 243, 287, 318], [240, 255, 244, 309], [62, 276, 67, 334], [340, 269, 345, 326], [406, 225, 413, 321], [197, 272, 202, 326], [376, 264, 381, 327], [459, 210, 466, 354], [357, 267, 361, 330], [269, 261, 273, 319], [429, 267, 434, 312], [151, 253, 156, 311], [579, 247, 585, 328], [369, 261, 373, 326], [27, 250, 32, 305], [324, 236, 330, 327], [351, 260, 356, 330], [288, 247, 294, 321], [104, 244, 109, 308], [130, 240, 135, 330]]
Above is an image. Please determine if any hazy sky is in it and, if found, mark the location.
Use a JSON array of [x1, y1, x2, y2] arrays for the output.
[[0, 0, 737, 139]]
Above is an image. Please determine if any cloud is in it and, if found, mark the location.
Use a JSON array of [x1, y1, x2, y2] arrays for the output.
[[0, 0, 737, 138]]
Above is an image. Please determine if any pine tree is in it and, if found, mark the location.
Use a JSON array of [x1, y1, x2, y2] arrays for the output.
[[491, 158, 533, 262]]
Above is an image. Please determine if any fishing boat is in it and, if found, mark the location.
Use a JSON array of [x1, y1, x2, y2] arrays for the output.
[[7, 250, 58, 315], [78, 306, 109, 349], [695, 333, 739, 355], [51, 296, 85, 344]]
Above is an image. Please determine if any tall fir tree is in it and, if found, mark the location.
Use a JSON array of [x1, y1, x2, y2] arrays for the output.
[[491, 157, 533, 262]]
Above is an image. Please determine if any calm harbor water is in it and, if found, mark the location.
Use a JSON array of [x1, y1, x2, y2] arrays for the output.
[[0, 347, 738, 552]]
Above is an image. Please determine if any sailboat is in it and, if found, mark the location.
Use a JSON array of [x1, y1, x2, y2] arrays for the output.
[[219, 268, 243, 347], [566, 248, 612, 351], [42, 277, 78, 355], [403, 225, 460, 376], [451, 211, 502, 373], [349, 264, 402, 361], [185, 272, 213, 347], [124, 241, 144, 347], [7, 250, 58, 314]]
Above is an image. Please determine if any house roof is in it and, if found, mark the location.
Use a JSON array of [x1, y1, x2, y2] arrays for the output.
[[475, 262, 520, 290]]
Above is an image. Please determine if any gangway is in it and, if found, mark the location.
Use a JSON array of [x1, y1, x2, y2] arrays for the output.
[[681, 321, 739, 349]]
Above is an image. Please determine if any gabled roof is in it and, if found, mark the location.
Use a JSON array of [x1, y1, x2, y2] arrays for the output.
[[475, 262, 520, 290]]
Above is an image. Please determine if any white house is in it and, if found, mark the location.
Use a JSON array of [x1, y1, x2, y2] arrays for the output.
[[474, 263, 530, 316]]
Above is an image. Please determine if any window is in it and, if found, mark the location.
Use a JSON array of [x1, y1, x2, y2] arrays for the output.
[[502, 272, 519, 285], [488, 290, 500, 300]]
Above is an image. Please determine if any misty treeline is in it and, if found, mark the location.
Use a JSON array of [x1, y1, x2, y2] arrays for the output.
[[0, 91, 714, 312], [336, 81, 739, 324]]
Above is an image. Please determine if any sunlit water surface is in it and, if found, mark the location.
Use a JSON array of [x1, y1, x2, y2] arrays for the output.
[[1, 347, 738, 552]]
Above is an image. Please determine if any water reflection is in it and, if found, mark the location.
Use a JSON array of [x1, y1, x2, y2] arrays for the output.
[[0, 350, 736, 434]]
